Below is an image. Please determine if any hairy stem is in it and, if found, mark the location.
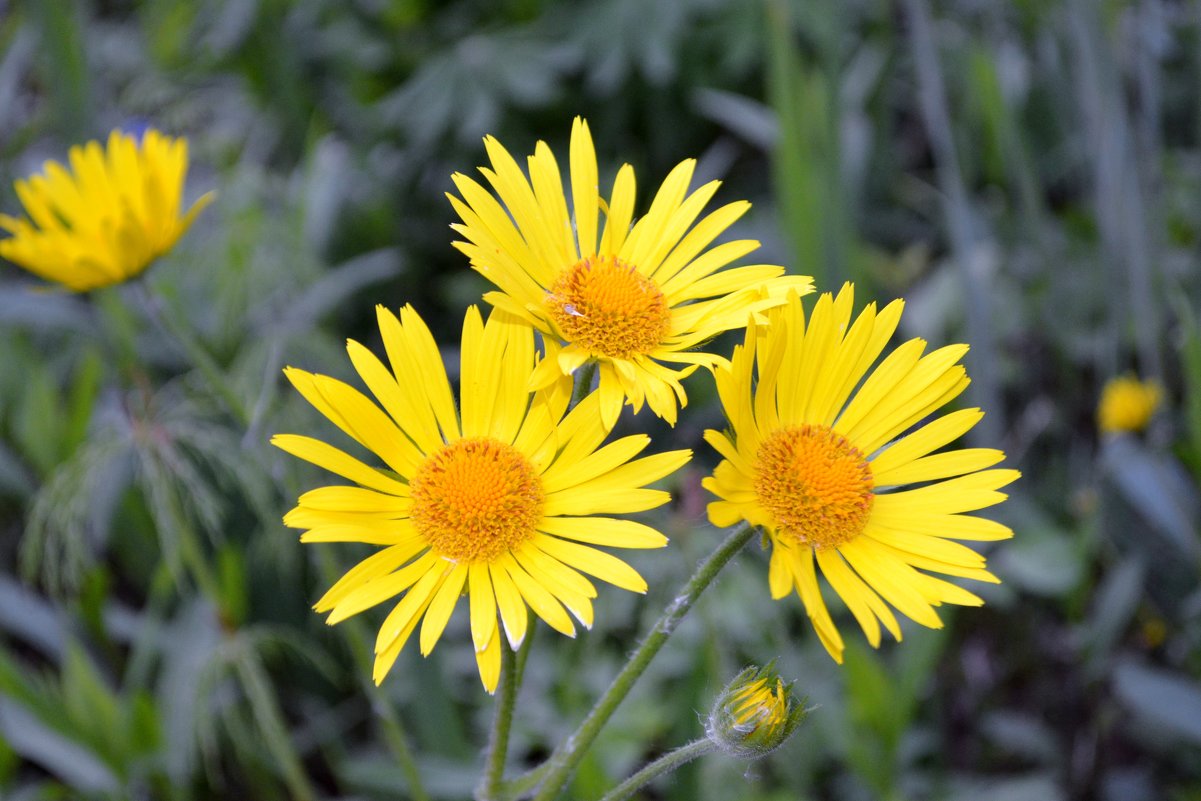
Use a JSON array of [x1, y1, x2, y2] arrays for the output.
[[531, 523, 757, 801], [478, 641, 519, 800], [597, 739, 716, 801], [477, 604, 537, 800]]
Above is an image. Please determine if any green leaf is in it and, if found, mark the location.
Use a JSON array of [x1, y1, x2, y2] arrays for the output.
[[0, 577, 65, 660], [60, 642, 122, 764], [232, 649, 316, 801], [1176, 298, 1201, 476], [1113, 660, 1201, 745], [63, 347, 103, 458], [1101, 436, 1201, 559], [13, 361, 64, 477], [994, 528, 1084, 598], [0, 699, 117, 793], [842, 641, 899, 792], [1083, 557, 1144, 665], [217, 544, 249, 627]]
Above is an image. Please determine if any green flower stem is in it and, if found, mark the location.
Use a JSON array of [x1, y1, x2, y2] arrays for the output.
[[317, 550, 431, 801], [531, 523, 757, 801], [597, 739, 716, 801], [498, 762, 552, 800], [479, 614, 536, 801], [93, 287, 149, 389], [132, 279, 250, 426], [478, 642, 518, 800]]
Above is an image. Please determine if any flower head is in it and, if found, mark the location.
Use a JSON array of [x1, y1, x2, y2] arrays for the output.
[[448, 117, 812, 429], [0, 129, 214, 291], [703, 284, 1018, 663], [1098, 375, 1161, 434], [707, 663, 807, 759], [273, 305, 690, 692]]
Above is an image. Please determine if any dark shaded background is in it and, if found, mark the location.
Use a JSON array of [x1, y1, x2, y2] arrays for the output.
[[1, 1, 1200, 799]]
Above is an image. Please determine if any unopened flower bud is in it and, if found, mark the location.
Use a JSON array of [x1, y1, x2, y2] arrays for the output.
[[706, 663, 807, 759]]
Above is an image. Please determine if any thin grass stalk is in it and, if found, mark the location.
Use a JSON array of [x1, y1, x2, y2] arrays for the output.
[[1067, 0, 1163, 381], [973, 10, 1045, 229], [233, 652, 318, 801], [766, 0, 825, 289], [902, 0, 1004, 443]]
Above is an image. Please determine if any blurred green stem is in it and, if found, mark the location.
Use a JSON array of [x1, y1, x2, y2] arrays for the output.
[[92, 287, 146, 389], [317, 550, 430, 801], [597, 739, 715, 801], [531, 523, 757, 801], [132, 279, 250, 426]]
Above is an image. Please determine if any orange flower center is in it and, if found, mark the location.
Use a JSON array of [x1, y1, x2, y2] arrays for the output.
[[753, 424, 874, 550], [409, 437, 544, 563], [546, 255, 671, 360]]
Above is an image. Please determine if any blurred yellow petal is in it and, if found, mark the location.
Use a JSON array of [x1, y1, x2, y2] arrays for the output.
[[0, 128, 210, 290]]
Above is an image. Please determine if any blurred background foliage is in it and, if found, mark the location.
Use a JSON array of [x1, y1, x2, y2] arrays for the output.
[[1, 0, 1201, 799]]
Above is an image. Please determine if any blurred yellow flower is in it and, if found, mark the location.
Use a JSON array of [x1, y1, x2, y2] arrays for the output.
[[1097, 375, 1161, 434], [703, 284, 1018, 663], [274, 305, 689, 692], [448, 117, 812, 429], [0, 129, 213, 291]]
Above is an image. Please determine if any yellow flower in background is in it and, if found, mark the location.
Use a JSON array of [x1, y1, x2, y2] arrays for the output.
[[448, 117, 813, 429], [703, 284, 1018, 663], [0, 129, 213, 291], [1098, 375, 1161, 434], [273, 305, 689, 692]]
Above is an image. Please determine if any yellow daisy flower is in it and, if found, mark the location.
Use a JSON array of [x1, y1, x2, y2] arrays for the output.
[[0, 128, 213, 291], [703, 284, 1018, 663], [1097, 375, 1161, 434], [448, 117, 813, 429], [273, 305, 690, 692]]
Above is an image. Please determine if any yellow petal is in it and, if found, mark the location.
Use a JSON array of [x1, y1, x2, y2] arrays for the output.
[[468, 564, 498, 652], [271, 434, 408, 496], [537, 516, 668, 549], [419, 563, 468, 655], [533, 535, 648, 593], [475, 627, 503, 694], [490, 561, 529, 649]]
